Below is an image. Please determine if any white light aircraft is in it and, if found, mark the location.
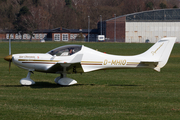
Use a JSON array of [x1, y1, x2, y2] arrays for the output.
[[4, 37, 176, 86]]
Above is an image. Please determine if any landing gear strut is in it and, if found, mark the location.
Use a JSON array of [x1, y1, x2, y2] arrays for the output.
[[20, 71, 35, 85]]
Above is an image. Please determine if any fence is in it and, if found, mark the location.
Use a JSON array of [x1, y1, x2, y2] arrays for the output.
[[0, 38, 125, 42]]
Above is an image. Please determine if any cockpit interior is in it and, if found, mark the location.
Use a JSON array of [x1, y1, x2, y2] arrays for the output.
[[47, 45, 82, 56]]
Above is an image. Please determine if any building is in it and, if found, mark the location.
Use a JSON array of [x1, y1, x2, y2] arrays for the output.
[[100, 8, 180, 43], [3, 9, 180, 43], [0, 27, 98, 42], [49, 28, 98, 41]]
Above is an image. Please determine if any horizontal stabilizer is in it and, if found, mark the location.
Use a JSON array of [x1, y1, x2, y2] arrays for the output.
[[141, 60, 160, 63]]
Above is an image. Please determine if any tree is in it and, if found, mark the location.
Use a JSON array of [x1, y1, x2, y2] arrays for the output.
[[18, 0, 26, 5], [32, 0, 41, 7], [65, 0, 72, 7], [146, 1, 154, 10], [19, 6, 30, 16], [173, 5, 178, 8], [13, 6, 30, 34], [0, 0, 179, 32], [76, 32, 84, 41], [19, 6, 51, 40], [122, 0, 145, 14], [159, 2, 167, 9]]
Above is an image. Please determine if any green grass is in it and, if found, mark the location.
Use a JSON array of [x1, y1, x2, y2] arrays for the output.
[[0, 42, 180, 120]]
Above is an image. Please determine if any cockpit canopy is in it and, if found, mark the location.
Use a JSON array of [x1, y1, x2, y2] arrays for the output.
[[47, 45, 82, 56]]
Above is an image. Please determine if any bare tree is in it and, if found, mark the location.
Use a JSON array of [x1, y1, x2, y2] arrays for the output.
[[0, 0, 179, 31], [122, 0, 146, 14]]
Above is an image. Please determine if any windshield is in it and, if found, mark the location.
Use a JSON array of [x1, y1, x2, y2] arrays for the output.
[[47, 45, 82, 56]]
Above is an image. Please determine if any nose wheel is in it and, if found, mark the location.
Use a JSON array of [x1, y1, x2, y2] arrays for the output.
[[20, 71, 35, 85]]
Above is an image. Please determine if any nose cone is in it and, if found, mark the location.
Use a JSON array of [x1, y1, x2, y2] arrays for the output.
[[4, 55, 12, 61]]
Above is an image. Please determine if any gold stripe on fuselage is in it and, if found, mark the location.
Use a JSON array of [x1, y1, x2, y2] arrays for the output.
[[81, 61, 103, 65], [126, 62, 140, 65], [81, 61, 103, 64], [18, 59, 60, 62]]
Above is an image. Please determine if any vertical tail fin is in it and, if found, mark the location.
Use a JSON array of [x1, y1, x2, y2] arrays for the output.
[[139, 37, 176, 72]]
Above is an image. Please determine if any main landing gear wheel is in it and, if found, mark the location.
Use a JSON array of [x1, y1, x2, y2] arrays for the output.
[[54, 77, 77, 86], [54, 66, 77, 86], [20, 71, 35, 85]]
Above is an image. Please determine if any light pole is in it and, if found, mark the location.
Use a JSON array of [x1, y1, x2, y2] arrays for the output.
[[9, 32, 11, 55], [100, 15, 102, 35], [88, 16, 90, 42], [114, 14, 116, 42]]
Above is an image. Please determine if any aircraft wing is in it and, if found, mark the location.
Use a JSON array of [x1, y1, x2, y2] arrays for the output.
[[46, 54, 84, 74], [46, 62, 83, 73], [46, 62, 63, 73]]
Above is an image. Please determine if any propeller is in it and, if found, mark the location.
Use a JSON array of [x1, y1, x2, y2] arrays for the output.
[[4, 39, 12, 73]]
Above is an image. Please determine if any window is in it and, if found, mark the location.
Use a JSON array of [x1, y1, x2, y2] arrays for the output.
[[47, 45, 82, 56], [62, 34, 68, 41], [40, 34, 42, 39], [32, 34, 35, 39], [6, 34, 9, 39], [54, 34, 60, 41], [43, 34, 47, 38], [10, 34, 14, 39], [23, 34, 27, 39], [35, 34, 39, 39], [70, 34, 74, 40], [6, 34, 14, 39], [19, 34, 22, 39], [74, 34, 77, 39], [27, 34, 30, 39], [15, 34, 19, 39]]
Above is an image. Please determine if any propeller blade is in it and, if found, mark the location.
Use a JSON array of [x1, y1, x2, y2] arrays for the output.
[[4, 39, 12, 73], [4, 55, 12, 73], [9, 61, 11, 74]]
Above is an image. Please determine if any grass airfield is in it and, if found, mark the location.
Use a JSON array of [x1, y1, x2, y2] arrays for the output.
[[0, 41, 180, 120]]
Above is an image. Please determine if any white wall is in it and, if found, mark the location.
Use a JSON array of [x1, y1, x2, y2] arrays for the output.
[[126, 22, 180, 43]]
